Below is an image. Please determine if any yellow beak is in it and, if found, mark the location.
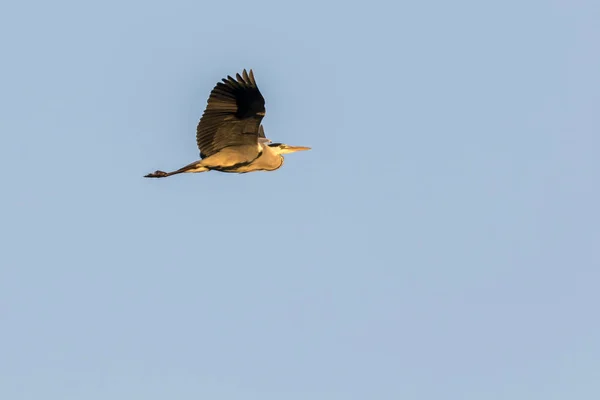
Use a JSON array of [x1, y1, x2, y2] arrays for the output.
[[285, 145, 311, 153]]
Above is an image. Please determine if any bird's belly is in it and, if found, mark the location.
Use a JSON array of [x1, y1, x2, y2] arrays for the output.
[[200, 146, 258, 169]]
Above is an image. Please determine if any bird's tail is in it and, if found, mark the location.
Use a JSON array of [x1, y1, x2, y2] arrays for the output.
[[144, 160, 208, 178]]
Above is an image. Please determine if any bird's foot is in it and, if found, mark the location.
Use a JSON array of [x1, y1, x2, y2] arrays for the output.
[[144, 170, 168, 178]]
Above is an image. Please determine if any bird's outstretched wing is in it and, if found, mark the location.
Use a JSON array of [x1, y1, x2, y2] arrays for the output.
[[196, 69, 266, 158]]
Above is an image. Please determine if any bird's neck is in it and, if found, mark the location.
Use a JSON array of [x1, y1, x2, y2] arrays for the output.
[[261, 144, 284, 170]]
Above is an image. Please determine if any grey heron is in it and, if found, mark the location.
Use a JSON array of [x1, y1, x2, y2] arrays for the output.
[[144, 69, 310, 178]]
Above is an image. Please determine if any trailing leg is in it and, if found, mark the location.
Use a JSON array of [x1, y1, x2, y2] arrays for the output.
[[144, 160, 208, 178]]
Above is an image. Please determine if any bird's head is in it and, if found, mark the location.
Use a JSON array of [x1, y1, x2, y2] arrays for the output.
[[268, 143, 311, 155]]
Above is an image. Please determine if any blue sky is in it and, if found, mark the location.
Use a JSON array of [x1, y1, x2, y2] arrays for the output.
[[1, 1, 599, 399]]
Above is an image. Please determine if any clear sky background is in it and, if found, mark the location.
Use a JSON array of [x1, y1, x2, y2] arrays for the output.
[[1, 1, 598, 399]]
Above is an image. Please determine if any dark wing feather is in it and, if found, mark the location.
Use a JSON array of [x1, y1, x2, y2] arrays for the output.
[[196, 69, 266, 158]]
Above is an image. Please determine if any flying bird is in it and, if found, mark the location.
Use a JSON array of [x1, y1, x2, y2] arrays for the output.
[[144, 69, 310, 178]]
